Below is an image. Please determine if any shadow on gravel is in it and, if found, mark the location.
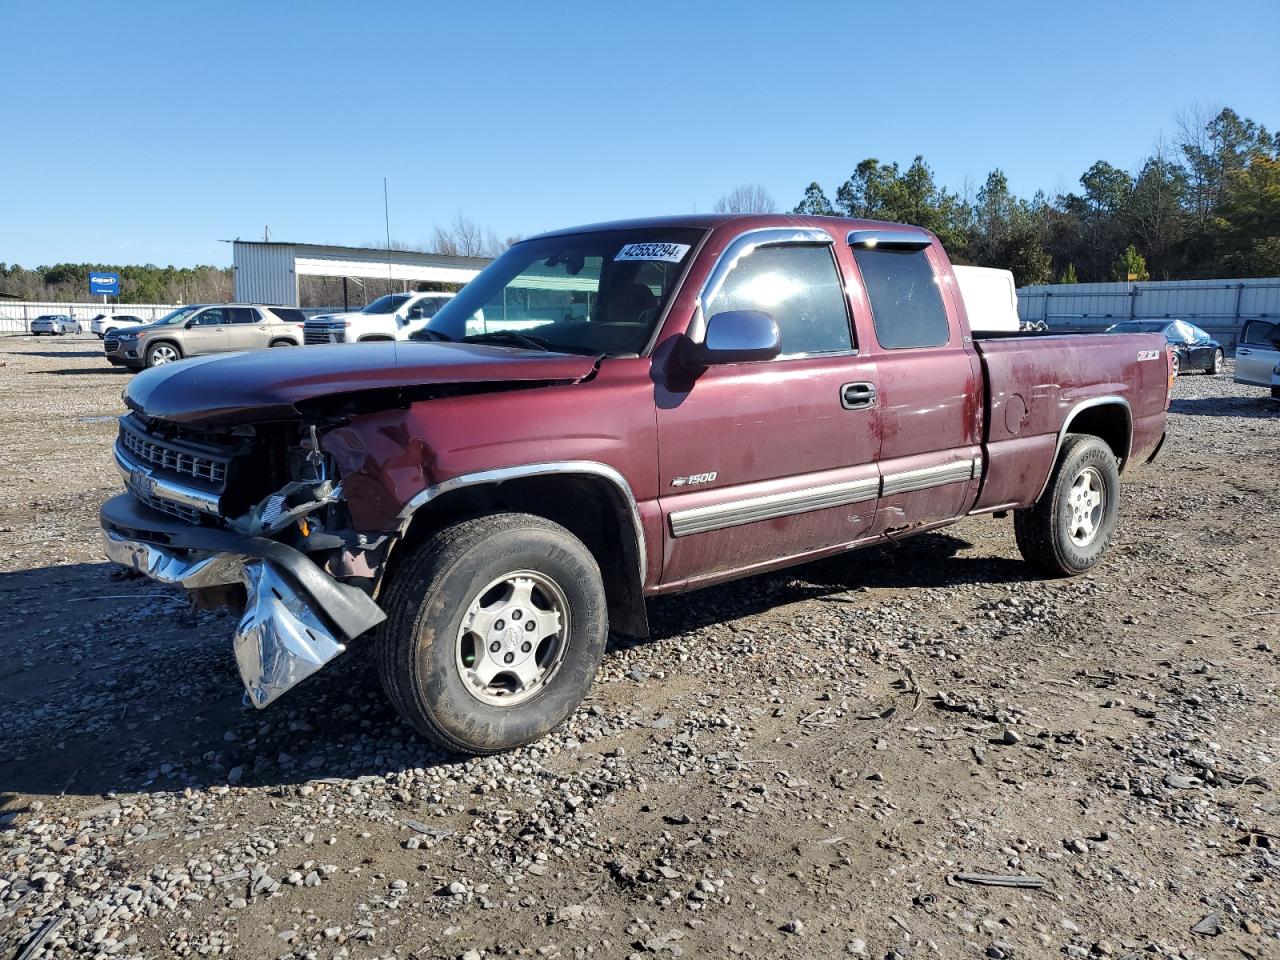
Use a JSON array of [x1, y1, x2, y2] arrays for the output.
[[0, 561, 452, 801], [42, 367, 129, 376], [643, 532, 1036, 642], [0, 532, 1037, 800], [13, 350, 107, 359], [1171, 396, 1278, 418]]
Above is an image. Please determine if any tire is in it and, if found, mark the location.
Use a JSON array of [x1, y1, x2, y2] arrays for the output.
[[1170, 351, 1180, 377], [268, 339, 295, 347], [376, 513, 608, 754], [1209, 348, 1224, 375], [1014, 435, 1120, 577], [145, 341, 182, 367]]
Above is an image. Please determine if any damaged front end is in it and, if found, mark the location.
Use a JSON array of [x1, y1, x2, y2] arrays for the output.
[[102, 413, 387, 708]]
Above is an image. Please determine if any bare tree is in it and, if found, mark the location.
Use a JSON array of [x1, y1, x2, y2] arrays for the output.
[[429, 213, 505, 257], [713, 184, 778, 214]]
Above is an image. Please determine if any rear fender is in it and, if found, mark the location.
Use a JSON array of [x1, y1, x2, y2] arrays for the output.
[[1034, 397, 1132, 501]]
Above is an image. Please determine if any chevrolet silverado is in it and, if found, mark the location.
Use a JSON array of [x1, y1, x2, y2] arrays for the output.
[[101, 214, 1173, 753]]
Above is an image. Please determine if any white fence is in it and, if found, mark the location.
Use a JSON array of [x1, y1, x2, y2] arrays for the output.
[[1017, 277, 1280, 350], [0, 301, 343, 333], [0, 301, 181, 333]]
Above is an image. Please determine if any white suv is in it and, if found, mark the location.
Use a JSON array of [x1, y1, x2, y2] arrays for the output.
[[89, 313, 146, 339], [304, 292, 455, 344]]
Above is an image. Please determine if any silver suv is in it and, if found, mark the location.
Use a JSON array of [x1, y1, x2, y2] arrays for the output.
[[105, 304, 307, 370]]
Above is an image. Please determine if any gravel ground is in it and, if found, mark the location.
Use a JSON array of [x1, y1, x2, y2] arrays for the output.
[[1, 334, 1278, 960]]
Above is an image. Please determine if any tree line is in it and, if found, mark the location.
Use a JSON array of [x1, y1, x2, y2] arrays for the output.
[[731, 106, 1279, 286]]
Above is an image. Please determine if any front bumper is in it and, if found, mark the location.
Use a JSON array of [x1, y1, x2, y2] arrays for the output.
[[100, 494, 386, 708]]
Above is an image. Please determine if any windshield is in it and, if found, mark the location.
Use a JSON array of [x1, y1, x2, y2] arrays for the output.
[[419, 227, 704, 355], [361, 294, 412, 315], [151, 306, 202, 326]]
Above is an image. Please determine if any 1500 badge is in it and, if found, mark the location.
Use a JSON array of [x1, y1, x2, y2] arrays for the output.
[[671, 472, 717, 487]]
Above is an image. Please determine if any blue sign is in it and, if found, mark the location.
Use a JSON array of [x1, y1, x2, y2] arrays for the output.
[[89, 271, 120, 296]]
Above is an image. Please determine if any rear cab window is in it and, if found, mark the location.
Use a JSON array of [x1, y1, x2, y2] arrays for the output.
[[851, 246, 950, 350]]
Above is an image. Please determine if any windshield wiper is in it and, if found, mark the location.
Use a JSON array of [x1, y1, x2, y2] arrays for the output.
[[462, 331, 554, 352]]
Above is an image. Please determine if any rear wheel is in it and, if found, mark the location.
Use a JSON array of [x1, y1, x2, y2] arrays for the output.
[[1209, 348, 1224, 375], [1170, 351, 1180, 377], [1014, 435, 1120, 576], [376, 513, 608, 754], [146, 342, 181, 367]]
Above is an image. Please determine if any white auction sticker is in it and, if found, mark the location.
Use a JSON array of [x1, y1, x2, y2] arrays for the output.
[[614, 242, 691, 263]]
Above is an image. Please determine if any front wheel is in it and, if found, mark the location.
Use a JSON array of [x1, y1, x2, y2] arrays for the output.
[[146, 342, 181, 367], [1209, 348, 1224, 375], [376, 513, 608, 754], [1014, 435, 1120, 577]]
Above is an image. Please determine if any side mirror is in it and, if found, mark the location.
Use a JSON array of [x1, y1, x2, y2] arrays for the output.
[[683, 310, 780, 367], [406, 306, 425, 321]]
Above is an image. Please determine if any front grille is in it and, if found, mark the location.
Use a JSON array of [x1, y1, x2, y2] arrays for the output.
[[104, 337, 120, 353], [304, 324, 344, 345], [120, 417, 229, 484], [123, 471, 203, 523], [117, 414, 241, 524]]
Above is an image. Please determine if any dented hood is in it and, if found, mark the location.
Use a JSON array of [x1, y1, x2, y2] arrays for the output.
[[124, 341, 598, 425]]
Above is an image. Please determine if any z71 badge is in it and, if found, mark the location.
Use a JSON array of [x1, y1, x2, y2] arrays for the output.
[[1136, 349, 1161, 361], [671, 472, 717, 487]]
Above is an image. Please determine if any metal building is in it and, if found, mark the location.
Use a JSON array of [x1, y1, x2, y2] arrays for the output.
[[231, 241, 493, 308], [1017, 277, 1280, 349]]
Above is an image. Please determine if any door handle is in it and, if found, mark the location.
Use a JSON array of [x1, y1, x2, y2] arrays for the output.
[[841, 381, 877, 410], [1237, 348, 1252, 355]]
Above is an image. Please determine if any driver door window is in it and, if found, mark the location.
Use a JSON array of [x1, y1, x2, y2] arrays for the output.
[[705, 244, 853, 356]]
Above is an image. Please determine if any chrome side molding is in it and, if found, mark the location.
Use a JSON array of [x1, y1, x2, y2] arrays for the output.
[[670, 477, 880, 538], [881, 458, 977, 496], [669, 457, 980, 538]]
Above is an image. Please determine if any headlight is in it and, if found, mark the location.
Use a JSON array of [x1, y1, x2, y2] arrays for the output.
[[117, 331, 139, 340]]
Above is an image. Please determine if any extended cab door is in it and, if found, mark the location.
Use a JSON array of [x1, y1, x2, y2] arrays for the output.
[[845, 231, 983, 533], [655, 228, 882, 589]]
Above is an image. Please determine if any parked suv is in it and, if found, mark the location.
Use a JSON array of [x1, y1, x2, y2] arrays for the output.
[[1235, 319, 1280, 390], [105, 304, 306, 369], [304, 291, 456, 344], [30, 314, 81, 335], [90, 313, 145, 339]]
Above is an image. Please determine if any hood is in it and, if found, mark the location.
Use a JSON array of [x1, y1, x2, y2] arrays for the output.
[[310, 312, 364, 322], [124, 341, 599, 426], [109, 322, 158, 336]]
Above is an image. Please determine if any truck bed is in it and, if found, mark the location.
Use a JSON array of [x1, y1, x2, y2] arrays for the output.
[[970, 332, 1169, 513]]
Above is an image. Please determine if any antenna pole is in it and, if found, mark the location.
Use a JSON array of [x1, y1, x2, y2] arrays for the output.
[[384, 178, 393, 288]]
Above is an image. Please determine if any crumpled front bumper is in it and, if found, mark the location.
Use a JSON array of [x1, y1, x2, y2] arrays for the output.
[[100, 494, 386, 708]]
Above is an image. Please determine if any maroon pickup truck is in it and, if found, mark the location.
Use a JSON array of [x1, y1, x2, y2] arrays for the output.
[[101, 214, 1172, 753]]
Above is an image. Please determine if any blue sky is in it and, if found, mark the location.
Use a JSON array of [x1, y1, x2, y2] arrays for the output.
[[2, 0, 1277, 268]]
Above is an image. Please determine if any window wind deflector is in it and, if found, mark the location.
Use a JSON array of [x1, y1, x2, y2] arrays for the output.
[[847, 229, 933, 251]]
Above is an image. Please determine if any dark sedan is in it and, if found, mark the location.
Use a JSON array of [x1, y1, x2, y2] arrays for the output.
[[1105, 320, 1224, 376]]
